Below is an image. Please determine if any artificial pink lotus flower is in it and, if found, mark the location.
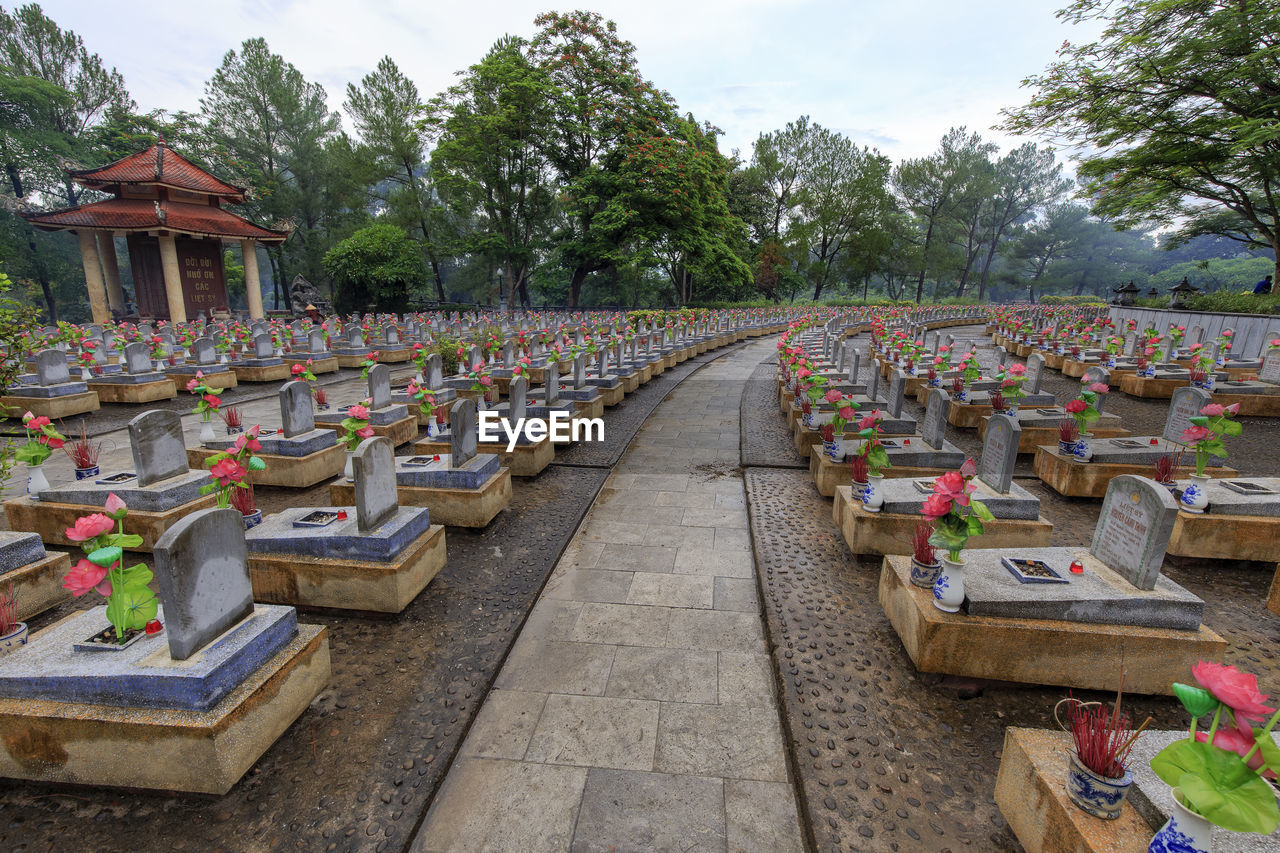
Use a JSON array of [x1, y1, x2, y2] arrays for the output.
[[104, 492, 126, 519], [921, 493, 953, 519], [65, 513, 113, 542], [63, 558, 111, 597], [1089, 383, 1109, 393], [838, 406, 854, 421], [960, 458, 977, 478], [356, 426, 375, 439], [210, 458, 247, 487], [1193, 661, 1276, 723], [348, 404, 369, 420], [933, 470, 976, 507], [1007, 363, 1026, 376], [1201, 403, 1225, 417], [1065, 399, 1087, 414], [1181, 425, 1213, 443], [824, 389, 843, 404]]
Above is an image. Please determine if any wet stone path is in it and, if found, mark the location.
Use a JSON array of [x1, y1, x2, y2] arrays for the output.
[[412, 338, 804, 853]]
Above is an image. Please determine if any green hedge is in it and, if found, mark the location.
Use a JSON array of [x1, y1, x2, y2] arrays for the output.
[[1182, 290, 1280, 315], [1040, 294, 1109, 306]]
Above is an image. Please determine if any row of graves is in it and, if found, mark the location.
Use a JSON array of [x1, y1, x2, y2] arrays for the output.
[[0, 308, 788, 795], [778, 314, 1280, 851], [991, 305, 1280, 416]]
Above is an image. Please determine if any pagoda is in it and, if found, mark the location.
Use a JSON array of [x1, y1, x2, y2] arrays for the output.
[[23, 139, 289, 324]]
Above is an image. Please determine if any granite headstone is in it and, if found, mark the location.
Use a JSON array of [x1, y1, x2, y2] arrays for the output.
[[128, 410, 189, 487], [978, 414, 1019, 494], [368, 363, 391, 410], [151, 507, 254, 661], [1089, 475, 1178, 591], [353, 437, 398, 533], [922, 388, 948, 451], [280, 380, 314, 438], [1165, 386, 1212, 444], [451, 398, 478, 467], [34, 349, 70, 386]]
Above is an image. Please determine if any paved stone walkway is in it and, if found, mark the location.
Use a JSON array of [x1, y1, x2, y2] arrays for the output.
[[413, 339, 804, 853]]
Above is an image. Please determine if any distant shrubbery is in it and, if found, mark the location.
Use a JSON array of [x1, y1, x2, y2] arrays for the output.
[[1183, 291, 1280, 315], [1039, 295, 1109, 306]]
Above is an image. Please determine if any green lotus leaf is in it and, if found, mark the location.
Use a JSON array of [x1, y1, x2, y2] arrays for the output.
[[1172, 683, 1218, 718], [1151, 739, 1280, 834], [87, 546, 122, 569], [248, 456, 266, 471]]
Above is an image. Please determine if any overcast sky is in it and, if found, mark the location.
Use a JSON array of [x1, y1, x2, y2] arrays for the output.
[[39, 0, 1101, 164]]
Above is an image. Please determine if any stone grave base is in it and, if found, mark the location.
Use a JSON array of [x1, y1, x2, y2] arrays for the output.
[[778, 385, 793, 415], [165, 369, 238, 391], [1013, 344, 1035, 358], [316, 414, 418, 448], [811, 456, 959, 498], [618, 373, 641, 394], [995, 728, 1152, 853], [6, 551, 71, 623], [596, 384, 625, 407], [977, 418, 1131, 454], [0, 391, 99, 420], [186, 444, 345, 488], [4, 494, 218, 552], [0, 621, 329, 795], [375, 347, 412, 363], [283, 354, 338, 374], [877, 555, 1225, 694], [478, 436, 554, 477], [1032, 448, 1237, 498], [570, 395, 604, 421], [249, 524, 445, 612], [1043, 353, 1065, 370], [229, 362, 292, 383], [1168, 509, 1280, 562], [1268, 570, 1280, 616], [1210, 390, 1280, 417], [947, 401, 994, 429], [661, 354, 677, 370], [330, 467, 512, 528], [1118, 374, 1189, 399], [835, 488, 1052, 555], [85, 379, 176, 404], [792, 422, 914, 458], [1061, 360, 1090, 378], [334, 353, 369, 369]]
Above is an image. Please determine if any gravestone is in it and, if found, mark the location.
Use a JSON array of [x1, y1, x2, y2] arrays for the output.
[[152, 507, 254, 661], [573, 355, 586, 389], [1262, 349, 1280, 385], [192, 337, 216, 365], [353, 437, 397, 533], [508, 376, 528, 422], [868, 365, 880, 402], [1123, 333, 1138, 356], [502, 341, 514, 369], [346, 327, 363, 347], [253, 334, 273, 358], [425, 354, 444, 389], [308, 329, 326, 353], [124, 342, 152, 374], [280, 380, 314, 438], [847, 350, 861, 384], [978, 414, 1019, 495], [887, 370, 906, 418], [922, 389, 948, 451], [1164, 386, 1211, 443], [368, 364, 391, 410], [35, 349, 70, 386], [128, 410, 189, 486], [450, 398, 478, 467], [385, 326, 400, 346], [994, 346, 1008, 368], [545, 360, 560, 405], [1089, 475, 1178, 591], [1025, 353, 1046, 394]]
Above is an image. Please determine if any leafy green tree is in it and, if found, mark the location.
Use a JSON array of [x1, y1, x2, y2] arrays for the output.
[[427, 36, 554, 307], [323, 224, 425, 313], [528, 10, 679, 307], [1003, 0, 1280, 283], [200, 37, 340, 309], [346, 55, 450, 301]]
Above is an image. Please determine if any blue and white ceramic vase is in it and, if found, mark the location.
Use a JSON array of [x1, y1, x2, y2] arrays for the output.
[[0, 622, 27, 657], [1180, 474, 1210, 514], [826, 440, 842, 462], [1106, 356, 1117, 368], [954, 388, 968, 403], [26, 464, 48, 498], [909, 558, 942, 589], [1065, 752, 1133, 820], [74, 465, 99, 481], [862, 474, 884, 512], [1073, 434, 1094, 463], [241, 509, 262, 531], [850, 479, 868, 502], [933, 555, 965, 613], [1142, 363, 1156, 378], [1148, 789, 1214, 853]]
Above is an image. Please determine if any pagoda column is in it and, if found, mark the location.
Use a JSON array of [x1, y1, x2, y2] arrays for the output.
[[157, 234, 188, 324], [77, 230, 110, 324], [97, 233, 125, 314], [241, 239, 264, 320]]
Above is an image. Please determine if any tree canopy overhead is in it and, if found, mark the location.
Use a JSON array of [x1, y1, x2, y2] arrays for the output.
[[1003, 0, 1280, 283]]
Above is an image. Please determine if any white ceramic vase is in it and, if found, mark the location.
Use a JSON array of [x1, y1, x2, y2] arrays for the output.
[[199, 419, 217, 444], [1180, 474, 1211, 514], [932, 555, 965, 613], [344, 450, 355, 481], [1147, 788, 1214, 853], [26, 464, 49, 497], [862, 474, 884, 512]]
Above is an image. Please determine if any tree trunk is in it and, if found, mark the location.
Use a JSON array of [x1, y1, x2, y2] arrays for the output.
[[569, 266, 589, 308]]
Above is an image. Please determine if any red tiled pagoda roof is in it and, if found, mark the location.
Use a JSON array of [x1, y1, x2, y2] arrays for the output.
[[69, 142, 247, 200], [23, 198, 290, 244]]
